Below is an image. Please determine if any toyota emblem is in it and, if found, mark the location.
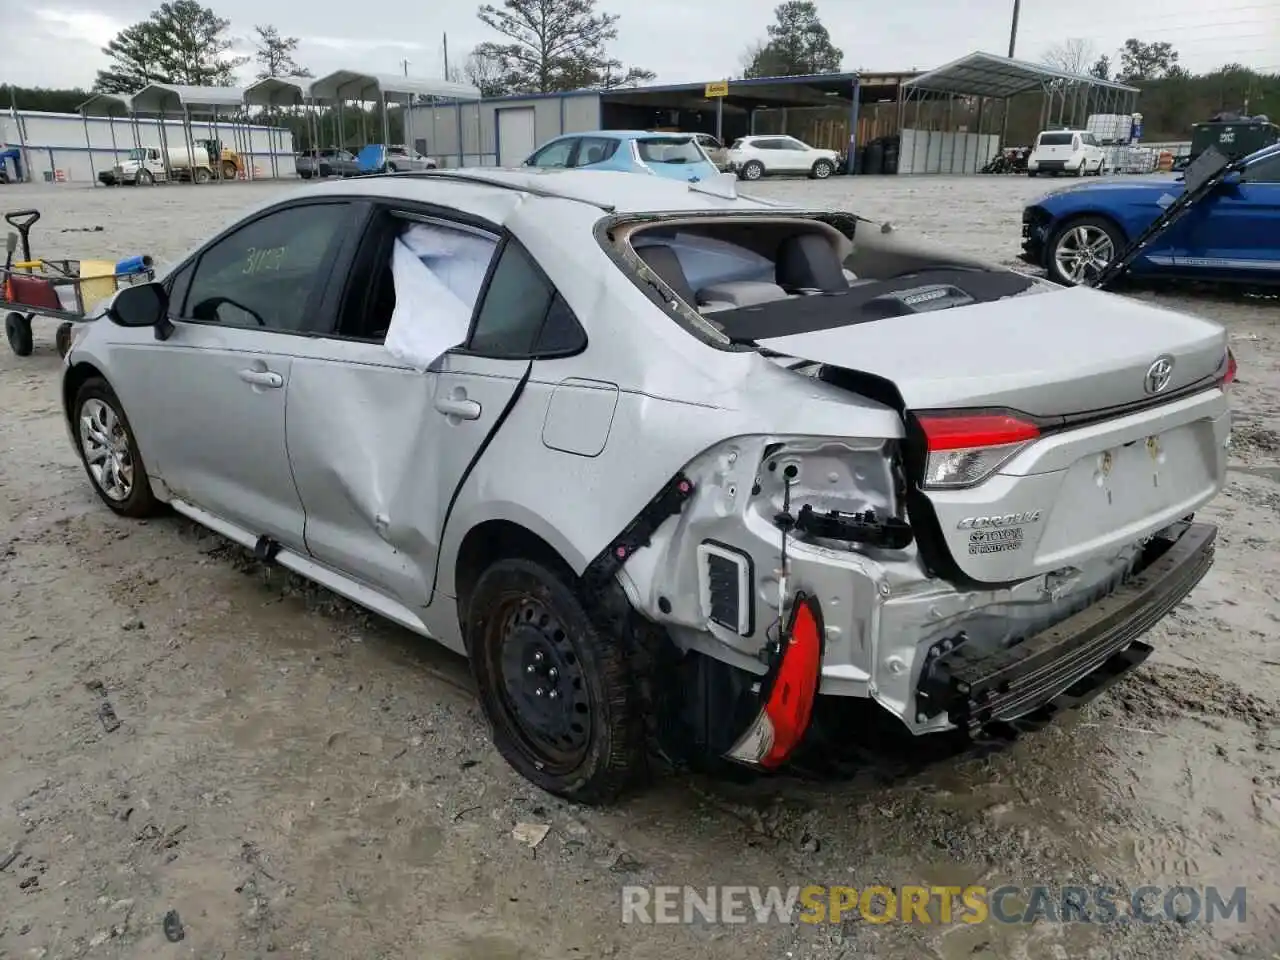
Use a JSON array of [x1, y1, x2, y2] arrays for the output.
[[1144, 356, 1175, 395]]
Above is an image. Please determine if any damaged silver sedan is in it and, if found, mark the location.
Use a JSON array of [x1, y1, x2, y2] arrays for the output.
[[62, 168, 1233, 803]]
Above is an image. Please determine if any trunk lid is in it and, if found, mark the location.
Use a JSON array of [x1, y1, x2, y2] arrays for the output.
[[757, 285, 1231, 584]]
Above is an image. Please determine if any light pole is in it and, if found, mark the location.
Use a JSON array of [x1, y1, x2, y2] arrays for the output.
[[1008, 0, 1021, 58]]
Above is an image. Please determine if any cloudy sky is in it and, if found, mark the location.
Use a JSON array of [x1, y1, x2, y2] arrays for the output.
[[10, 0, 1278, 91]]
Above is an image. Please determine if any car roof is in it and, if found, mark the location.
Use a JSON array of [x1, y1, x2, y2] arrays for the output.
[[546, 130, 696, 142], [294, 167, 795, 219]]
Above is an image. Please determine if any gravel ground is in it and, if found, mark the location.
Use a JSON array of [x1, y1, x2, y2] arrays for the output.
[[1, 174, 1278, 960]]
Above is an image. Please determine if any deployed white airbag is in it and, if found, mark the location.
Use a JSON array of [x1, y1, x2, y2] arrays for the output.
[[384, 222, 498, 370]]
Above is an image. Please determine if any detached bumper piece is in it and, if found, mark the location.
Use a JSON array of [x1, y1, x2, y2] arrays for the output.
[[726, 593, 824, 769], [916, 522, 1216, 733]]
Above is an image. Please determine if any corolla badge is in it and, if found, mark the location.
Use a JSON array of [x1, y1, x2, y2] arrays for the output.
[[1144, 355, 1175, 395]]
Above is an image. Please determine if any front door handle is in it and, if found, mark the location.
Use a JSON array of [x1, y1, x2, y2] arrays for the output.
[[238, 368, 283, 389], [434, 395, 481, 420]]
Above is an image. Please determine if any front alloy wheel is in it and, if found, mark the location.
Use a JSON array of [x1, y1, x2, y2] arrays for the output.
[[1048, 216, 1121, 286], [73, 378, 158, 518]]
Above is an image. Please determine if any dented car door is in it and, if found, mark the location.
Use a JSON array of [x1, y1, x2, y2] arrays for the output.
[[282, 210, 517, 611]]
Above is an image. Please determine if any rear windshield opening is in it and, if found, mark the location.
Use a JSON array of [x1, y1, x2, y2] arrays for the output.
[[1038, 133, 1075, 146], [619, 218, 1035, 343], [637, 138, 704, 165]]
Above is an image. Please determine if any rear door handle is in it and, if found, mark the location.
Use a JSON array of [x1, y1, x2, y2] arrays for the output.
[[238, 368, 283, 388], [434, 396, 481, 420]]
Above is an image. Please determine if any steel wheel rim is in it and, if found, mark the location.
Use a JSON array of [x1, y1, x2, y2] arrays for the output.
[[1054, 224, 1115, 283], [79, 398, 134, 501], [492, 596, 592, 771]]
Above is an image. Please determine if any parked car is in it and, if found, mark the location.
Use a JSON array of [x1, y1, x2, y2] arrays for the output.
[[725, 135, 840, 181], [1022, 140, 1280, 285], [1026, 129, 1106, 178], [296, 149, 361, 179], [63, 168, 1231, 804], [521, 130, 719, 183], [385, 145, 437, 172], [691, 132, 729, 170]]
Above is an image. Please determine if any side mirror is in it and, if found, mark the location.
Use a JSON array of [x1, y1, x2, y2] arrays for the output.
[[109, 281, 169, 329], [1222, 170, 1244, 186]]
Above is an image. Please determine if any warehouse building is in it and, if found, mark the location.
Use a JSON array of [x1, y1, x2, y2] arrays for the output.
[[405, 71, 917, 168]]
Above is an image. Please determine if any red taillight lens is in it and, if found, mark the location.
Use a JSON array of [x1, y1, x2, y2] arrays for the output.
[[1222, 348, 1237, 389], [725, 594, 823, 770], [917, 412, 1041, 489]]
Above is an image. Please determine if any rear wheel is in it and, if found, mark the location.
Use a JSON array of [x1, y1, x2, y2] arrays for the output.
[[810, 158, 834, 179], [1046, 215, 1124, 286], [739, 160, 764, 181], [222, 160, 237, 180], [5, 312, 33, 357], [72, 377, 159, 518], [194, 167, 212, 184], [466, 557, 646, 804]]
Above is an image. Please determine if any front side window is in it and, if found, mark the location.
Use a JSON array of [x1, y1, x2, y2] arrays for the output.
[[468, 240, 586, 358], [780, 137, 808, 151], [182, 203, 350, 333], [528, 139, 576, 168]]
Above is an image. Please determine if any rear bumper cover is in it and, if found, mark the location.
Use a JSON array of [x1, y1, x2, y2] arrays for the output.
[[915, 521, 1215, 732]]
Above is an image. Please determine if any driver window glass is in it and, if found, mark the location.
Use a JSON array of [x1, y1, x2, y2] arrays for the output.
[[529, 139, 576, 168], [182, 203, 349, 333]]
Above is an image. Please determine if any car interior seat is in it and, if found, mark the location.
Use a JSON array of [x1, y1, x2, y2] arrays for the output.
[[776, 233, 852, 294], [583, 144, 604, 165], [635, 244, 697, 305]]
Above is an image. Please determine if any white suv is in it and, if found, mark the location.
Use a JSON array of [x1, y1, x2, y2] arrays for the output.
[[726, 135, 840, 181], [1027, 129, 1104, 177]]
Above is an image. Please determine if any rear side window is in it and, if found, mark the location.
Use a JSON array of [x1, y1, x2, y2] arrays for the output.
[[468, 240, 586, 358], [1038, 132, 1074, 146], [637, 138, 704, 164], [574, 137, 619, 167], [729, 139, 745, 150]]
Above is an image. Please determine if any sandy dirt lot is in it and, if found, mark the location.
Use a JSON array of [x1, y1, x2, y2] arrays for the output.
[[1, 173, 1277, 960]]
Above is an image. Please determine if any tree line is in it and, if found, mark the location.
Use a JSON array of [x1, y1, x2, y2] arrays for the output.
[[3, 0, 1275, 146]]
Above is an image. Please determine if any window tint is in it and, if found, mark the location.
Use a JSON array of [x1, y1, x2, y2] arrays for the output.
[[468, 241, 586, 358], [182, 203, 349, 333], [637, 138, 704, 164], [1038, 132, 1073, 146], [528, 139, 576, 168], [1243, 153, 1280, 183], [780, 137, 808, 150], [574, 137, 619, 167], [754, 139, 782, 150], [729, 139, 744, 150]]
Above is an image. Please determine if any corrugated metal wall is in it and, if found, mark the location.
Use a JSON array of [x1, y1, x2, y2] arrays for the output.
[[406, 93, 601, 167], [1, 111, 295, 184]]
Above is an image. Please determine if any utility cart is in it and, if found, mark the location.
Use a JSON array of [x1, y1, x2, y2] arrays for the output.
[[2, 209, 155, 358]]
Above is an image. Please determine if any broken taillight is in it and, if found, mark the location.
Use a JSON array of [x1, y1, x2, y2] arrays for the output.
[[1221, 348, 1237, 390], [725, 593, 823, 770], [916, 411, 1041, 489]]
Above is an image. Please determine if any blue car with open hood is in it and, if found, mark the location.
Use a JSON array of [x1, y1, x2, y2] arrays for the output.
[[1021, 141, 1280, 286]]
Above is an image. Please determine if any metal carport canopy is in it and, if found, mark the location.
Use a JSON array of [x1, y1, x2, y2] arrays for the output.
[[243, 76, 310, 107], [903, 51, 1139, 98], [129, 83, 247, 114], [307, 71, 481, 104], [77, 93, 130, 116]]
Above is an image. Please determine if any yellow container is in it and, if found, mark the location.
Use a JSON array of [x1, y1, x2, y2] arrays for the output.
[[78, 260, 118, 311]]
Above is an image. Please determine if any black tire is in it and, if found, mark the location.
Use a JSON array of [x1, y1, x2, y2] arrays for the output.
[[466, 557, 646, 804], [299, 170, 312, 180], [1044, 214, 1126, 287], [810, 158, 834, 179], [72, 377, 159, 518], [138, 169, 154, 186], [738, 160, 765, 181], [222, 160, 237, 180], [194, 167, 212, 184], [318, 164, 332, 178], [1027, 170, 1037, 177], [5, 312, 33, 357]]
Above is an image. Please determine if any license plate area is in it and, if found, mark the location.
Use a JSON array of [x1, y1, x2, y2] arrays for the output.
[[1034, 421, 1219, 565]]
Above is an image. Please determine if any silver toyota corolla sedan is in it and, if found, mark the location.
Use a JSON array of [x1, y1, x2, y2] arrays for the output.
[[62, 168, 1232, 803]]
